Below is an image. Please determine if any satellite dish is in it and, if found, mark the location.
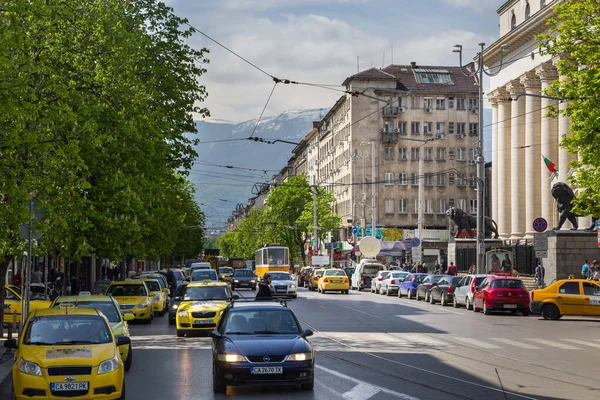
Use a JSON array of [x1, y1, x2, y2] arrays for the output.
[[359, 236, 381, 258]]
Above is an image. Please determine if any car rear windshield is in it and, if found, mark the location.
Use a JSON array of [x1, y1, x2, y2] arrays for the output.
[[325, 270, 346, 277], [219, 268, 234, 274], [234, 269, 254, 277], [413, 275, 426, 283], [431, 275, 443, 283], [392, 272, 407, 278], [224, 309, 300, 335], [491, 279, 525, 289], [184, 286, 229, 301], [362, 264, 384, 275], [314, 270, 325, 277], [106, 284, 147, 297], [269, 273, 292, 281], [24, 315, 112, 345], [144, 281, 161, 292], [53, 301, 120, 323], [191, 270, 218, 281]]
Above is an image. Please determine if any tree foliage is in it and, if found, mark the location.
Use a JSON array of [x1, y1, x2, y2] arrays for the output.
[[538, 0, 600, 215]]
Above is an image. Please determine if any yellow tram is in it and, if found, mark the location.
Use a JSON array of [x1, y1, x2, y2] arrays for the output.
[[254, 244, 290, 278]]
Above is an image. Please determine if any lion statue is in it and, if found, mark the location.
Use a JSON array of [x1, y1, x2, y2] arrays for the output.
[[446, 207, 499, 238], [551, 182, 598, 230]]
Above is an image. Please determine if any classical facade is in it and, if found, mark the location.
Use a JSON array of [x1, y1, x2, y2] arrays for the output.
[[484, 0, 584, 240]]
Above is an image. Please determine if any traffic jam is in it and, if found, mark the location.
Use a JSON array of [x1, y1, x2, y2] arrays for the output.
[[4, 243, 600, 397]]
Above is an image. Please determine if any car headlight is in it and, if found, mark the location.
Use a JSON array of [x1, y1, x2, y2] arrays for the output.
[[234, 280, 239, 283], [171, 304, 179, 310], [18, 358, 42, 376], [290, 284, 296, 289], [178, 310, 189, 318], [250, 279, 255, 283], [217, 354, 245, 362], [286, 352, 313, 361], [98, 355, 120, 374], [137, 302, 149, 308]]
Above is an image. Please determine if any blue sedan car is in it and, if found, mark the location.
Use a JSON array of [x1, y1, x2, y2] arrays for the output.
[[397, 273, 428, 299]]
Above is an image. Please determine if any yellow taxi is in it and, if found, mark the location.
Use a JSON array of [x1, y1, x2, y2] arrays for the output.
[[142, 273, 170, 297], [175, 281, 235, 337], [307, 268, 326, 291], [142, 279, 168, 317], [4, 285, 52, 324], [105, 281, 154, 324], [4, 307, 128, 400], [318, 269, 350, 294], [51, 295, 135, 371], [530, 278, 600, 320]]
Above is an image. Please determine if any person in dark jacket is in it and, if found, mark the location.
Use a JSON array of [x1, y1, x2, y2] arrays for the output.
[[255, 274, 273, 300], [166, 268, 177, 297]]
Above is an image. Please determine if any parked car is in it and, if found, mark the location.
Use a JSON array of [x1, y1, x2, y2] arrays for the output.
[[307, 268, 326, 291], [397, 273, 428, 299], [530, 279, 600, 320], [429, 276, 463, 306], [415, 274, 444, 302], [452, 274, 491, 310], [473, 276, 530, 316], [380, 271, 409, 296], [351, 260, 386, 291], [299, 266, 313, 287], [370, 271, 391, 294]]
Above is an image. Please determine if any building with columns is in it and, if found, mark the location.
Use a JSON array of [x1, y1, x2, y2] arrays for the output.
[[484, 0, 583, 240]]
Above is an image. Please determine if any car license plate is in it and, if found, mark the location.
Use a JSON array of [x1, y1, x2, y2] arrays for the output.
[[276, 289, 286, 293], [193, 319, 214, 325], [251, 366, 283, 375], [331, 279, 341, 283], [503, 304, 517, 309], [51, 382, 89, 391]]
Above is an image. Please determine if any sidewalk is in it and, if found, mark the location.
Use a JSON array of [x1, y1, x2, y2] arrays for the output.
[[0, 335, 16, 395]]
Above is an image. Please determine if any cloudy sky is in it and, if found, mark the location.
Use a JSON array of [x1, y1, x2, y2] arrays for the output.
[[165, 0, 501, 123]]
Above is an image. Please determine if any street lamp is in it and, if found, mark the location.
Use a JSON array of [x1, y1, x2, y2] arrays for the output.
[[359, 141, 376, 237]]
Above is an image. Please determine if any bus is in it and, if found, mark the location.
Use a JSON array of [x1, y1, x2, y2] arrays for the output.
[[255, 244, 290, 278]]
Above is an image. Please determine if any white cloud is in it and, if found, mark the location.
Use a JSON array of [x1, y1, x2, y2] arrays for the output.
[[438, 0, 499, 14], [218, 0, 372, 11]]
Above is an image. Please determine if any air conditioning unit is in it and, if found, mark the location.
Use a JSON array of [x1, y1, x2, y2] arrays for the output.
[[470, 108, 478, 114], [425, 108, 431, 113], [394, 128, 400, 133], [436, 134, 445, 139], [468, 160, 476, 165], [456, 134, 464, 139], [399, 107, 405, 112], [380, 128, 385, 133]]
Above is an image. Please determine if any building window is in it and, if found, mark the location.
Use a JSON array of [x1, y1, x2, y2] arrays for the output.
[[470, 173, 477, 187], [399, 199, 408, 214], [457, 123, 466, 136], [411, 121, 420, 134], [456, 98, 466, 110], [385, 199, 395, 214], [399, 147, 408, 160], [439, 199, 447, 214], [424, 148, 433, 160], [511, 13, 517, 30], [448, 97, 454, 109], [398, 121, 407, 134], [424, 122, 433, 135], [456, 148, 466, 161], [425, 174, 433, 186], [448, 149, 455, 160], [411, 173, 418, 186], [425, 199, 434, 214], [411, 147, 420, 160], [384, 147, 395, 160], [436, 122, 445, 135], [525, 2, 531, 19], [413, 199, 418, 214], [437, 148, 446, 161], [457, 199, 467, 211], [385, 172, 394, 185], [423, 98, 433, 110], [411, 96, 420, 109], [398, 96, 405, 108], [469, 123, 478, 136], [541, 0, 546, 7], [448, 122, 455, 135], [449, 173, 455, 185], [415, 70, 452, 84], [449, 198, 455, 208], [436, 98, 445, 110], [457, 175, 467, 186], [399, 173, 408, 185], [468, 98, 478, 111], [437, 174, 446, 186]]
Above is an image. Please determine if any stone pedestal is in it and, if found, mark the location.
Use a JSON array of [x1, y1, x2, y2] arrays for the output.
[[545, 231, 600, 282], [447, 238, 504, 272]]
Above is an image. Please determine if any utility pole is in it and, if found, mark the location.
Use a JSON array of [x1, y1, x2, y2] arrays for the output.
[[352, 149, 358, 247], [361, 156, 366, 235], [454, 42, 508, 274], [371, 141, 376, 237], [313, 186, 318, 254], [417, 148, 424, 253], [21, 199, 34, 331]]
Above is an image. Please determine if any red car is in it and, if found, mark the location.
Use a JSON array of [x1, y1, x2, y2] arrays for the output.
[[473, 276, 530, 316]]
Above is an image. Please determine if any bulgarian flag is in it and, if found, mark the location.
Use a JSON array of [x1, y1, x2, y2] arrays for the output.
[[542, 154, 558, 173]]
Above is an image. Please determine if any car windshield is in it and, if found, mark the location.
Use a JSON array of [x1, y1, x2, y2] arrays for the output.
[[53, 301, 121, 323], [475, 276, 487, 285], [269, 273, 292, 281], [234, 269, 254, 277], [106, 284, 147, 297], [224, 309, 300, 334], [431, 275, 443, 283], [24, 315, 112, 345], [143, 281, 161, 292], [184, 286, 229, 301], [147, 276, 167, 289], [491, 279, 525, 289], [191, 270, 218, 281], [314, 270, 324, 277], [174, 284, 188, 297], [325, 270, 346, 277], [219, 267, 234, 275], [363, 264, 384, 274]]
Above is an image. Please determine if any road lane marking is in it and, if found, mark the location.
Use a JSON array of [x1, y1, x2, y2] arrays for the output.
[[453, 338, 502, 349], [524, 339, 580, 350], [343, 383, 381, 400], [387, 332, 449, 347], [316, 365, 420, 400], [562, 339, 600, 349], [489, 338, 541, 349]]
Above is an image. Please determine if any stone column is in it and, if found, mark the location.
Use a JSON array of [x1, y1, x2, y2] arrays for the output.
[[506, 80, 526, 239], [488, 93, 499, 224], [496, 88, 511, 238], [520, 72, 541, 239], [535, 62, 559, 229]]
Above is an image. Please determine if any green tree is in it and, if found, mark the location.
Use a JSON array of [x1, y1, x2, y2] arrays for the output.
[[538, 0, 600, 215]]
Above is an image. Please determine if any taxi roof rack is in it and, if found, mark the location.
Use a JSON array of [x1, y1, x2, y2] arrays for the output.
[[230, 299, 288, 308]]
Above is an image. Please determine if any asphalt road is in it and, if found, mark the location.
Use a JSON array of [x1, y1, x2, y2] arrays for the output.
[[2, 286, 600, 400]]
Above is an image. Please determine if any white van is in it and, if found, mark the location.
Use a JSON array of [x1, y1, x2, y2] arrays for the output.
[[190, 262, 212, 271], [351, 259, 386, 291]]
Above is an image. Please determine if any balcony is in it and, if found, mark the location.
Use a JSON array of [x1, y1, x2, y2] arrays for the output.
[[381, 131, 399, 143], [382, 107, 399, 117]]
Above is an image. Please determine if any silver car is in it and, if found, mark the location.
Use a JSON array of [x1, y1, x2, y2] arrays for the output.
[[268, 271, 297, 299], [371, 271, 390, 294], [452, 274, 491, 309], [379, 271, 410, 296]]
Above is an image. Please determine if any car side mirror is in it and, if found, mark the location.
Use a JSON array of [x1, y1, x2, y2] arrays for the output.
[[115, 336, 131, 347], [232, 295, 240, 300], [301, 329, 313, 338], [475, 286, 480, 291], [209, 330, 222, 339], [4, 338, 17, 349], [162, 288, 170, 293], [123, 314, 135, 322]]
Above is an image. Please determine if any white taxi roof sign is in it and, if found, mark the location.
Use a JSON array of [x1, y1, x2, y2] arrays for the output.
[[78, 291, 92, 296], [58, 303, 76, 309]]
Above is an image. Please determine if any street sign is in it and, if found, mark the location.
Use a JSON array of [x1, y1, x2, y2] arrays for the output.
[[411, 246, 422, 262], [479, 243, 486, 251], [411, 237, 421, 247], [532, 217, 548, 233], [596, 220, 600, 229], [535, 250, 548, 258], [534, 232, 548, 252], [352, 227, 357, 235]]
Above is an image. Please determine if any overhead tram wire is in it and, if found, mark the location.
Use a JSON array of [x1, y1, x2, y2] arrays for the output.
[[193, 160, 279, 173], [249, 81, 278, 138]]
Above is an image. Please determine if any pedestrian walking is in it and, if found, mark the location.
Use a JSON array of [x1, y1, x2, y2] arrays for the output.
[[468, 264, 475, 274], [446, 262, 457, 276], [31, 267, 43, 284], [534, 263, 545, 288], [581, 260, 590, 279], [166, 267, 177, 297], [256, 274, 273, 300]]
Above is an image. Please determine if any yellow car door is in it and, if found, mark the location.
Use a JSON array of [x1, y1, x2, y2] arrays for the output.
[[555, 281, 584, 315], [4, 286, 21, 324], [583, 281, 600, 316]]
